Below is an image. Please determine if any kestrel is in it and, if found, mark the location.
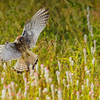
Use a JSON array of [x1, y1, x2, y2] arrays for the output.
[[0, 7, 49, 73]]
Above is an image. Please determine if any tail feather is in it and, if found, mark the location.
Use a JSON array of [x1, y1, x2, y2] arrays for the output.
[[12, 51, 38, 73], [26, 50, 38, 66], [12, 58, 28, 72]]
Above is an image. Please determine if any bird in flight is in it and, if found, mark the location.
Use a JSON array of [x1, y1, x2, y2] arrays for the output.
[[0, 7, 49, 73]]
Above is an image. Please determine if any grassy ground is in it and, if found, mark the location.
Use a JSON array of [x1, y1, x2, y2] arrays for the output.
[[0, 0, 100, 100]]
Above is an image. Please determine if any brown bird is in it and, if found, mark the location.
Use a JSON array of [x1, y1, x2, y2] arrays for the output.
[[0, 7, 49, 73]]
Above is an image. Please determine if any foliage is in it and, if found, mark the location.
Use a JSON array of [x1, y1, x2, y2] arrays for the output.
[[0, 0, 100, 100]]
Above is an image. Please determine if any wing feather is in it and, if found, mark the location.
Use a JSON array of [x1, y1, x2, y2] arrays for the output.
[[22, 7, 49, 49], [0, 43, 22, 61]]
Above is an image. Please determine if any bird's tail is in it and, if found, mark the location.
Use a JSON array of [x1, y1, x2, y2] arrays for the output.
[[12, 51, 38, 73]]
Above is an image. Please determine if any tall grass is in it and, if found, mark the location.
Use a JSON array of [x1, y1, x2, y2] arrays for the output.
[[0, 0, 100, 100]]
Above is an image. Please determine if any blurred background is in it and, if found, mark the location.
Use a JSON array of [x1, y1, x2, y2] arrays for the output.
[[0, 0, 100, 68], [0, 1, 100, 99]]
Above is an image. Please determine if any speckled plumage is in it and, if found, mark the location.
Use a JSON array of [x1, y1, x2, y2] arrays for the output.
[[12, 51, 38, 73], [0, 7, 49, 72]]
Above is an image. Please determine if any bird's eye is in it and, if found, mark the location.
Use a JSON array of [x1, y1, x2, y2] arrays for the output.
[[19, 38, 21, 42]]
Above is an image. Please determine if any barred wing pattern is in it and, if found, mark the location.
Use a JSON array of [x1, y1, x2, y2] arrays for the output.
[[0, 43, 21, 61], [12, 58, 28, 72], [22, 7, 49, 49]]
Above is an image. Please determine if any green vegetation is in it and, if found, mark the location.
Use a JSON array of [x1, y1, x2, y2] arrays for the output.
[[0, 0, 100, 99]]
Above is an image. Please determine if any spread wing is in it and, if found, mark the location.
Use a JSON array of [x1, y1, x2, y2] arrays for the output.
[[0, 42, 22, 61], [22, 7, 49, 49]]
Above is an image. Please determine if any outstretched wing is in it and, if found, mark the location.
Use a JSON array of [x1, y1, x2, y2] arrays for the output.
[[0, 42, 22, 61], [22, 7, 49, 49]]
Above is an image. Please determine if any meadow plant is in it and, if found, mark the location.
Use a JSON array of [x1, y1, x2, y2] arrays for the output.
[[76, 92, 80, 100], [86, 78, 89, 87], [67, 84, 70, 89], [66, 71, 70, 83], [2, 72, 5, 77], [45, 69, 49, 84], [91, 83, 94, 93], [84, 34, 87, 43], [83, 48, 86, 64], [69, 57, 72, 63], [17, 89, 21, 99], [90, 25, 94, 37], [69, 72, 73, 84], [56, 71, 60, 85], [34, 72, 38, 87], [39, 87, 41, 97], [29, 64, 32, 71], [58, 61, 61, 71], [30, 69, 34, 77], [76, 80, 79, 87], [3, 63, 6, 71], [40, 64, 44, 75], [1, 77, 4, 84], [87, 7, 90, 32], [51, 84, 55, 100], [58, 88, 62, 100], [23, 73, 25, 79], [92, 58, 95, 65], [44, 67, 47, 78], [36, 97, 39, 100], [94, 40, 96, 52], [42, 88, 48, 94], [63, 79, 66, 86], [1, 86, 6, 100], [7, 85, 12, 100], [91, 47, 94, 54], [47, 97, 51, 100], [17, 93, 21, 100], [0, 1, 99, 100], [82, 85, 84, 91], [24, 77, 28, 97], [49, 78, 52, 84], [11, 81, 16, 95], [36, 63, 39, 74], [71, 60, 74, 66], [9, 60, 11, 66]]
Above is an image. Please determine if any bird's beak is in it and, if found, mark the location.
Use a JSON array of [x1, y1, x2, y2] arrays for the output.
[[15, 39, 18, 43]]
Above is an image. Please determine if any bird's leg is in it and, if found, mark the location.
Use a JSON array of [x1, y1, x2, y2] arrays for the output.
[[22, 55, 25, 59], [22, 52, 28, 59], [27, 52, 30, 56]]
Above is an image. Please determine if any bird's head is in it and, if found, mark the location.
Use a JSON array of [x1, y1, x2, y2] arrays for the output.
[[15, 36, 25, 44]]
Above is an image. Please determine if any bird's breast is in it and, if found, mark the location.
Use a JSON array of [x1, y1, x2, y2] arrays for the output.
[[15, 43, 27, 53]]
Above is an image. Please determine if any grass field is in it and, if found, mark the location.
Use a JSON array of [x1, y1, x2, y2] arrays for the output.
[[0, 0, 100, 100]]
